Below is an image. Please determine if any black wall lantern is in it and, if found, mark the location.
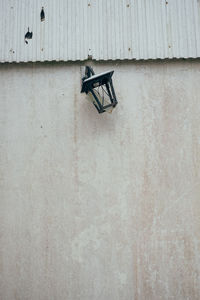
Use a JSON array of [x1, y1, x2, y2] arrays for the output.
[[81, 66, 118, 113]]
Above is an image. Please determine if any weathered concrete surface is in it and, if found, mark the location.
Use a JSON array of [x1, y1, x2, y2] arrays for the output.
[[0, 61, 200, 300]]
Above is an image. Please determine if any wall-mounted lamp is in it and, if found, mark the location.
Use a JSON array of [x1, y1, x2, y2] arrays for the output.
[[81, 66, 118, 113]]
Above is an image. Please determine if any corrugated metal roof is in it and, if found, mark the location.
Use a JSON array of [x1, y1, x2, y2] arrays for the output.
[[0, 0, 200, 62]]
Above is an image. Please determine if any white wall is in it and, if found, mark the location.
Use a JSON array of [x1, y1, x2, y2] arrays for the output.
[[0, 60, 200, 300]]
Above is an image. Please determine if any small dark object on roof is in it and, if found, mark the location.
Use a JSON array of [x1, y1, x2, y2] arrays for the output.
[[25, 27, 33, 44], [40, 7, 45, 21]]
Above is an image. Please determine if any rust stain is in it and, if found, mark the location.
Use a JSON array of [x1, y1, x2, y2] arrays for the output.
[[73, 88, 79, 192]]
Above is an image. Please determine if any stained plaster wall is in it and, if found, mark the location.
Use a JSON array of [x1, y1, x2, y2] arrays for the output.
[[0, 60, 200, 300]]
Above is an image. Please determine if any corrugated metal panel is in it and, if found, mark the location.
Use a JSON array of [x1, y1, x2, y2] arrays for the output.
[[0, 0, 200, 62]]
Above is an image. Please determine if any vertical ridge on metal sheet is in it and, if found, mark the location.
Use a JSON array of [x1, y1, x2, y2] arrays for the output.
[[194, 0, 200, 55], [0, 0, 200, 62]]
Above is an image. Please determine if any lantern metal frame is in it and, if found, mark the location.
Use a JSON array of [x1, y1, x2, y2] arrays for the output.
[[81, 66, 118, 113]]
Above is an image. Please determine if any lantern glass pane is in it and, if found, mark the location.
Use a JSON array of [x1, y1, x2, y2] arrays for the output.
[[91, 86, 114, 113]]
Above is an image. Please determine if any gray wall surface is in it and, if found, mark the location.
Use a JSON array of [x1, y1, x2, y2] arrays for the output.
[[0, 60, 200, 300]]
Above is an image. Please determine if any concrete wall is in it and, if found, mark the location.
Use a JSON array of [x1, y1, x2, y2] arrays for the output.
[[0, 60, 200, 300]]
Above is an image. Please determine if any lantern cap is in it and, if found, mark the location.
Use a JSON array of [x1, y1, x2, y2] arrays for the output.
[[81, 70, 114, 93]]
